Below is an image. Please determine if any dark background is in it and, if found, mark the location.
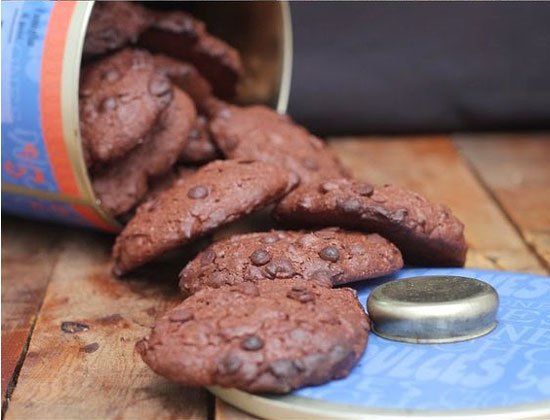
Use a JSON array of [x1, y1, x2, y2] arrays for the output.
[[287, 2, 550, 134]]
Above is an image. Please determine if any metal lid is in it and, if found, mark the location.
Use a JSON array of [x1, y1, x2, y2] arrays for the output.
[[367, 275, 499, 343]]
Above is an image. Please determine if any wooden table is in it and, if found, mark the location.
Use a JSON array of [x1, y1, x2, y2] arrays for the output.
[[2, 133, 549, 419]]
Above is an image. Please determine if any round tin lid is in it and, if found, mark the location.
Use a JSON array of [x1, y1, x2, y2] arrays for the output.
[[210, 268, 550, 419], [367, 276, 499, 343]]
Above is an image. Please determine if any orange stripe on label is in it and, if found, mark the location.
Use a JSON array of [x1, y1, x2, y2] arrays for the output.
[[40, 2, 118, 232], [71, 203, 119, 234], [40, 1, 79, 198]]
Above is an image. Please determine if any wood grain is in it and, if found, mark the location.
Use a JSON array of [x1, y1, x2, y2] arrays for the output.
[[1, 217, 67, 403], [455, 133, 550, 271], [328, 136, 545, 274], [4, 228, 208, 420]]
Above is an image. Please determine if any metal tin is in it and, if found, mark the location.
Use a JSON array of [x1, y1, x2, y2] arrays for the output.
[[367, 276, 499, 343], [2, 1, 292, 231]]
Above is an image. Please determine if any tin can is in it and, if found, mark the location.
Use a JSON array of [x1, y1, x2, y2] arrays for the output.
[[1, 1, 292, 232]]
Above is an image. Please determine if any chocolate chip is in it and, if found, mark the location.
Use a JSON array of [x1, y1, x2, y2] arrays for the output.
[[250, 249, 271, 266], [297, 197, 313, 210], [236, 282, 260, 297], [262, 234, 279, 244], [319, 246, 340, 262], [100, 97, 117, 112], [319, 181, 339, 193], [356, 183, 374, 197], [287, 286, 315, 303], [149, 75, 171, 96], [269, 359, 298, 378], [165, 14, 194, 33], [61, 321, 89, 334], [241, 335, 264, 351], [329, 344, 353, 365], [169, 308, 194, 323], [102, 69, 120, 82], [187, 185, 208, 199], [218, 354, 242, 375], [337, 198, 361, 213], [80, 342, 100, 354], [200, 248, 216, 266], [350, 244, 365, 256], [302, 158, 318, 171], [264, 259, 295, 279]]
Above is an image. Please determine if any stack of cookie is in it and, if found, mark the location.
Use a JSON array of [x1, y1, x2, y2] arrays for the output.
[[81, 2, 467, 394]]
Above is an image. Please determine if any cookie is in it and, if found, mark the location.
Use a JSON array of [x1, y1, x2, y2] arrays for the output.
[[113, 160, 295, 274], [92, 88, 196, 216], [139, 10, 243, 98], [274, 178, 467, 267], [153, 54, 212, 110], [208, 102, 349, 188], [179, 115, 220, 164], [136, 279, 369, 393], [180, 228, 403, 294], [80, 49, 173, 165], [83, 2, 153, 56]]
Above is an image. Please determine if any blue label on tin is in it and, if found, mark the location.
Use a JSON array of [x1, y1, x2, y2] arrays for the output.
[[2, 191, 96, 229], [1, 2, 58, 192], [295, 268, 550, 411]]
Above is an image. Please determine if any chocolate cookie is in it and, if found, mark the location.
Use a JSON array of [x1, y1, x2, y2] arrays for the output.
[[274, 178, 467, 267], [153, 55, 212, 110], [80, 49, 173, 165], [139, 10, 242, 98], [83, 2, 153, 56], [180, 228, 403, 294], [113, 160, 295, 274], [208, 102, 349, 188], [92, 88, 196, 216], [179, 116, 220, 164], [136, 279, 369, 393]]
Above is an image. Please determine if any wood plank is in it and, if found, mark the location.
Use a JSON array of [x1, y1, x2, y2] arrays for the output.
[[455, 133, 550, 271], [327, 136, 545, 274], [5, 227, 209, 420], [1, 217, 67, 404]]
